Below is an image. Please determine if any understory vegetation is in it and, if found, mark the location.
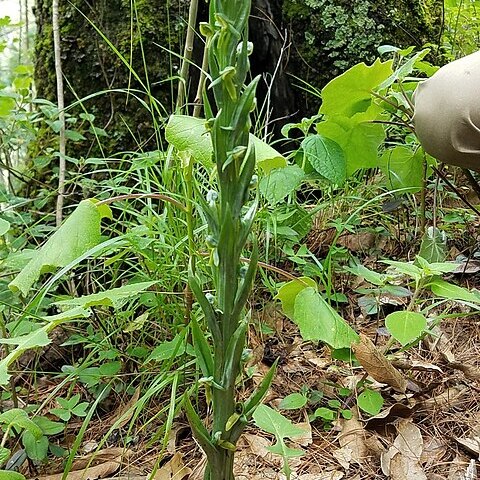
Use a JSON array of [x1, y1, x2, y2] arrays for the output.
[[0, 0, 480, 479]]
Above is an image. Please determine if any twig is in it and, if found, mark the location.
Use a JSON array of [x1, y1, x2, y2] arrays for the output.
[[176, 0, 199, 112], [52, 0, 66, 227]]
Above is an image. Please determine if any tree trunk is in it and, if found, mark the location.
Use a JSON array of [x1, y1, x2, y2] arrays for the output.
[[33, 0, 443, 156]]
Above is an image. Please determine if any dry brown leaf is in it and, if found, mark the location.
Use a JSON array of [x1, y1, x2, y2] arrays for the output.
[[104, 387, 141, 429], [154, 453, 191, 480], [31, 461, 120, 480], [69, 448, 131, 472], [450, 362, 480, 381], [424, 326, 455, 363], [381, 419, 427, 480], [297, 471, 344, 480], [366, 402, 415, 430], [337, 232, 377, 252], [418, 386, 468, 410], [392, 359, 443, 373], [334, 409, 367, 469], [352, 334, 407, 392], [448, 454, 472, 480], [455, 436, 480, 457], [421, 437, 448, 465], [292, 421, 312, 447]]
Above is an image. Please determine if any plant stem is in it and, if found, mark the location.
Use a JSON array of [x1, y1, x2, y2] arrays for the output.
[[176, 0, 199, 112], [52, 0, 66, 227]]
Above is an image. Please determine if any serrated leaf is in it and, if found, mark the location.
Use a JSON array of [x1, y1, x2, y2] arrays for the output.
[[379, 146, 425, 192], [385, 311, 427, 346], [259, 165, 304, 205], [301, 134, 346, 185], [293, 288, 359, 349], [9, 200, 112, 296], [275, 277, 317, 320], [357, 389, 383, 415], [165, 115, 286, 172], [55, 282, 157, 309], [279, 393, 308, 410], [320, 59, 393, 117]]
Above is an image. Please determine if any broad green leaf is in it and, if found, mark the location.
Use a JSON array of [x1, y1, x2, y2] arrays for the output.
[[385, 311, 427, 346], [316, 110, 385, 176], [357, 389, 383, 415], [259, 166, 304, 205], [418, 227, 447, 264], [275, 277, 317, 320], [22, 431, 48, 461], [0, 471, 26, 480], [0, 446, 10, 465], [429, 278, 480, 304], [0, 96, 15, 117], [64, 130, 86, 142], [301, 134, 346, 185], [382, 260, 423, 281], [379, 146, 425, 192], [253, 404, 304, 439], [279, 393, 308, 410], [146, 333, 187, 363], [165, 115, 287, 172], [320, 59, 393, 117], [55, 282, 157, 309], [345, 263, 387, 286], [9, 200, 112, 296], [0, 409, 43, 439], [0, 218, 10, 236], [33, 416, 64, 435], [314, 407, 335, 421], [293, 288, 359, 349]]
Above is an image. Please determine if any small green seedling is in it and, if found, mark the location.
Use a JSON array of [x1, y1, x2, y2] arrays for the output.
[[253, 405, 305, 480], [50, 393, 89, 422]]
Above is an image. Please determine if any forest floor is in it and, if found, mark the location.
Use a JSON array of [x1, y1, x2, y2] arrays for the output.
[[26, 179, 480, 480]]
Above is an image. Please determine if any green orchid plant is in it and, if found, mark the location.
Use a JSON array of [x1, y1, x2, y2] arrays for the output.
[[183, 1, 277, 478]]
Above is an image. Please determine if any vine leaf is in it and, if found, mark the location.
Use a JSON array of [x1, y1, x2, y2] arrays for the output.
[[9, 199, 112, 296], [320, 59, 393, 117]]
